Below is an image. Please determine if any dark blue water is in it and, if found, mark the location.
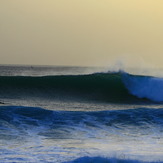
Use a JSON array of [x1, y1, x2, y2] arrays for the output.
[[0, 65, 163, 163]]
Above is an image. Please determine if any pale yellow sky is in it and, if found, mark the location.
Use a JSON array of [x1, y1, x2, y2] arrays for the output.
[[0, 0, 163, 68]]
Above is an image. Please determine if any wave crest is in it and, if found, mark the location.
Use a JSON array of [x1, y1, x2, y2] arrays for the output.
[[0, 72, 163, 103], [122, 73, 163, 102]]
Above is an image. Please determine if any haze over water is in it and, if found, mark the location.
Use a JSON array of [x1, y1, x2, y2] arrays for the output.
[[1, 0, 163, 162]]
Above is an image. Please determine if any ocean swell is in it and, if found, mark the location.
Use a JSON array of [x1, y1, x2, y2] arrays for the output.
[[0, 72, 162, 103]]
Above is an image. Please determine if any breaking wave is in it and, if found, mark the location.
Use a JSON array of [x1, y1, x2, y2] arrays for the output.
[[1, 106, 163, 162], [1, 106, 163, 136], [0, 72, 163, 102]]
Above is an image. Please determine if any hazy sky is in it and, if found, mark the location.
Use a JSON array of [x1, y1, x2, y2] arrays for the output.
[[0, 0, 163, 68]]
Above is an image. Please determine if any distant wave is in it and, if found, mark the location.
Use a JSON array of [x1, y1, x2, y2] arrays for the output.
[[0, 72, 162, 103]]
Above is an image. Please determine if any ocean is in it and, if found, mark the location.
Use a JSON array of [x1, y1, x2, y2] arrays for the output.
[[0, 65, 163, 163]]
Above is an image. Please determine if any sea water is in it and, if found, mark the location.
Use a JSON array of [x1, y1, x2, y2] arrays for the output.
[[0, 65, 163, 163]]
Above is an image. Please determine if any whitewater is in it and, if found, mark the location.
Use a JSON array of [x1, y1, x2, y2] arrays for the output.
[[0, 65, 163, 163]]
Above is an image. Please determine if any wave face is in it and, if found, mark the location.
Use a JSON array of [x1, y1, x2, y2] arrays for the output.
[[1, 106, 163, 162], [0, 72, 163, 103], [0, 73, 133, 103]]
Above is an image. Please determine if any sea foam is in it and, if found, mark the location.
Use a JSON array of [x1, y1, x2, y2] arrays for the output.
[[122, 73, 163, 102]]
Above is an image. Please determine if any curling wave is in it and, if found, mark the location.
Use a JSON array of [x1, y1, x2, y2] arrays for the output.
[[122, 73, 163, 102], [0, 72, 162, 103]]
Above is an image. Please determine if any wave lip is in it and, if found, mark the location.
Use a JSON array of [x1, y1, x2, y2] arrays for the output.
[[122, 73, 163, 102]]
